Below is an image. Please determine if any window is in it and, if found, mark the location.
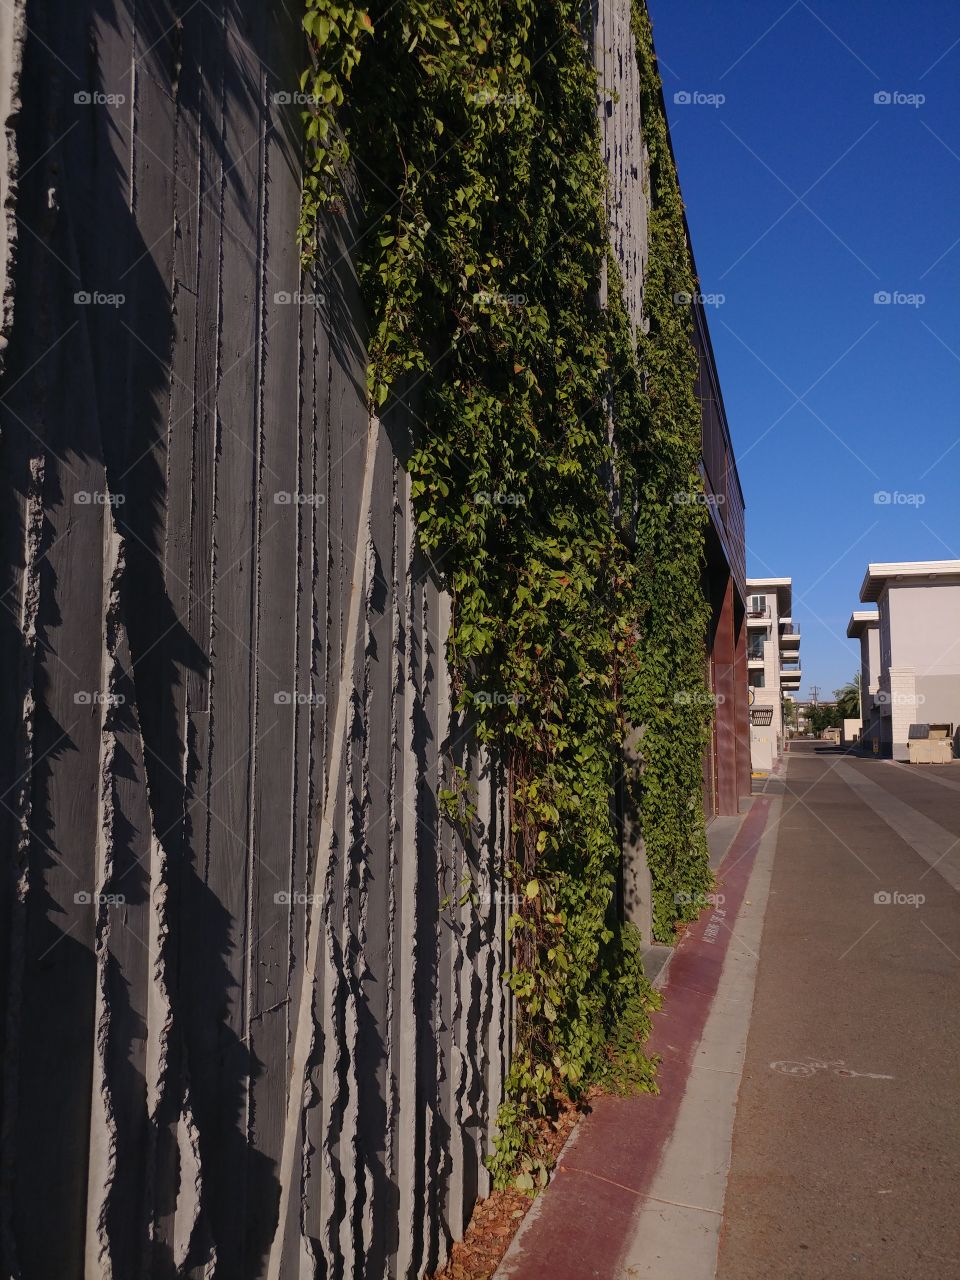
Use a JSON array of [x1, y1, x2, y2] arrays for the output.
[[749, 671, 765, 688]]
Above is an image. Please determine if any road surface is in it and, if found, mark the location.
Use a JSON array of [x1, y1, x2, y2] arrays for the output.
[[497, 743, 960, 1280]]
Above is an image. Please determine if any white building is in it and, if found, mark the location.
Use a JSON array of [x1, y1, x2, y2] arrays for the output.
[[856, 561, 960, 760], [846, 609, 880, 745], [746, 577, 800, 770]]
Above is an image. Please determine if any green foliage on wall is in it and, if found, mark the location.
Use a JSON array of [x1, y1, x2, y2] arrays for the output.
[[299, 0, 713, 1185]]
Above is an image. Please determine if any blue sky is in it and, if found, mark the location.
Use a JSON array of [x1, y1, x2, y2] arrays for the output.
[[647, 0, 960, 697]]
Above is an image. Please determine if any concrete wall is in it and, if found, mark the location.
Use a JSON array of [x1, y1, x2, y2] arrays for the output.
[[886, 583, 960, 673], [595, 0, 655, 925], [864, 626, 881, 695], [749, 688, 780, 772], [0, 3, 511, 1276], [856, 626, 881, 744], [877, 584, 960, 758], [594, 0, 648, 328], [0, 0, 716, 1274], [842, 718, 862, 744]]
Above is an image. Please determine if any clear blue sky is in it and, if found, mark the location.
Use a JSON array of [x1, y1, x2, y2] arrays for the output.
[[647, 0, 960, 698]]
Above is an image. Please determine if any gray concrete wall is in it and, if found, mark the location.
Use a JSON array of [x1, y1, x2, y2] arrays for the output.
[[593, 0, 655, 938], [594, 0, 648, 328], [915, 675, 960, 736], [888, 583, 960, 675], [0, 3, 510, 1277]]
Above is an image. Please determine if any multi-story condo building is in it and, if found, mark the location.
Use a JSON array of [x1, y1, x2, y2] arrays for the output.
[[746, 577, 800, 770], [854, 560, 960, 759], [847, 609, 881, 743]]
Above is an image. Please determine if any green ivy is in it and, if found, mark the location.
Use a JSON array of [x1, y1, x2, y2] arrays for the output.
[[298, 0, 713, 1186]]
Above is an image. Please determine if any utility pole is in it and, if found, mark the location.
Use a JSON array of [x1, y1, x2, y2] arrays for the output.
[[809, 685, 821, 706]]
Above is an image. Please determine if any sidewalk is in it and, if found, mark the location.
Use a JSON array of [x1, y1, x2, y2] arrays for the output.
[[497, 776, 782, 1279], [497, 743, 960, 1280]]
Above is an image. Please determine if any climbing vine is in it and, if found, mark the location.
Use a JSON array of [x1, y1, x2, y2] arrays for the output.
[[298, 0, 713, 1185]]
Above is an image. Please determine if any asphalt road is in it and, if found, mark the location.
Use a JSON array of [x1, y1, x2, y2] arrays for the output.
[[717, 743, 960, 1280]]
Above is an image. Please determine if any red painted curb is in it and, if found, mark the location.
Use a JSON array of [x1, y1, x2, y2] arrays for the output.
[[501, 795, 773, 1280]]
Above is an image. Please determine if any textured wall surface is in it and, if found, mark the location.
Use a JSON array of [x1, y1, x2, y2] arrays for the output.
[[594, 0, 648, 331], [0, 2, 510, 1276], [0, 0, 733, 1273]]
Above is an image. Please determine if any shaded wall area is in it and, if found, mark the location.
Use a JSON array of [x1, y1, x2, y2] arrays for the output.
[[0, 2, 509, 1276]]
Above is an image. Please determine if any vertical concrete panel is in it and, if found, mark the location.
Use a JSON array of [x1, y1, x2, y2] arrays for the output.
[[0, 2, 517, 1278]]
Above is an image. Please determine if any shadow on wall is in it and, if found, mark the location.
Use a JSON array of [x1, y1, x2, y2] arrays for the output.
[[0, 0, 298, 1274], [1, 2, 510, 1278]]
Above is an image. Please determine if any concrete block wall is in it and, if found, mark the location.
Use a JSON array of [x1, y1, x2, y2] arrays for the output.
[[887, 667, 919, 761]]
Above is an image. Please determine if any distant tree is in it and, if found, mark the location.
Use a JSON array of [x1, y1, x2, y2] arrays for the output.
[[834, 674, 861, 721], [807, 703, 842, 736], [783, 699, 798, 731]]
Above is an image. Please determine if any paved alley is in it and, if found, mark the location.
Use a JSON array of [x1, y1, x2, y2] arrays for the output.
[[498, 744, 960, 1280], [717, 743, 960, 1279]]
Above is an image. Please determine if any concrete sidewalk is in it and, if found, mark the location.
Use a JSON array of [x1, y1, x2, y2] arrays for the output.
[[496, 780, 783, 1280], [496, 743, 960, 1280]]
